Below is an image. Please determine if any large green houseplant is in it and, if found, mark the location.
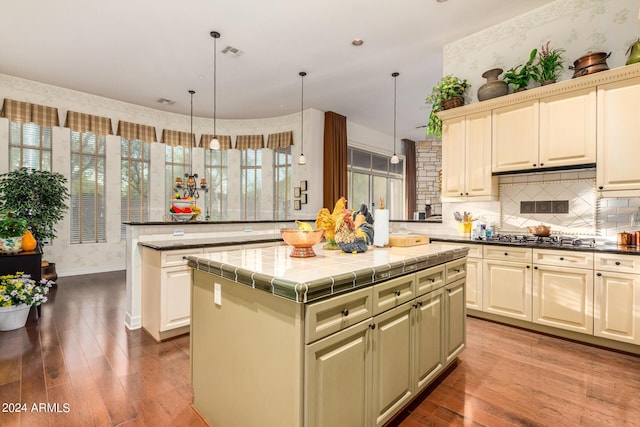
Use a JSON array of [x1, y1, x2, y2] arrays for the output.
[[0, 168, 70, 245], [425, 75, 470, 137]]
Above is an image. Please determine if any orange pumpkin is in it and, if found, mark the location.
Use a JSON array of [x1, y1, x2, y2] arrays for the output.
[[21, 229, 37, 251]]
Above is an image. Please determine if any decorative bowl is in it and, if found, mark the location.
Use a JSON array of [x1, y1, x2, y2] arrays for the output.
[[172, 213, 194, 222], [527, 224, 551, 237], [280, 228, 325, 257], [172, 199, 194, 209]]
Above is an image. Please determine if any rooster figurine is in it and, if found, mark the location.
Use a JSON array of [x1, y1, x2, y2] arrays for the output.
[[334, 203, 375, 253], [315, 196, 347, 250]]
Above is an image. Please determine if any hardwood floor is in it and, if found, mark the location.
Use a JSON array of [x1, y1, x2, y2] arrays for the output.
[[1, 271, 639, 426]]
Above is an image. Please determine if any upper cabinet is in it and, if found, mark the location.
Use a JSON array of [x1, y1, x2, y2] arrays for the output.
[[491, 88, 596, 174], [596, 76, 640, 196], [441, 111, 497, 201]]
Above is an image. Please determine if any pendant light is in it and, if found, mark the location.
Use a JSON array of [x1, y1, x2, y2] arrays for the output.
[[390, 72, 400, 164], [209, 31, 221, 150], [298, 71, 307, 165]]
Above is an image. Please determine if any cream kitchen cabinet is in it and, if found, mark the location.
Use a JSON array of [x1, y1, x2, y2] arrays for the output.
[[594, 253, 640, 345], [444, 278, 466, 365], [532, 249, 594, 335], [433, 243, 482, 310], [492, 88, 596, 173], [441, 112, 497, 201], [482, 246, 532, 321], [596, 76, 640, 196], [413, 287, 445, 393], [141, 247, 203, 341]]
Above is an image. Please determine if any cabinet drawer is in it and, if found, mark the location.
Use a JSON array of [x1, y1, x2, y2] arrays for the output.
[[595, 253, 640, 274], [305, 287, 373, 344], [533, 249, 593, 268], [445, 258, 467, 283], [415, 265, 445, 297], [432, 242, 482, 258], [372, 275, 415, 316], [161, 248, 203, 267], [483, 245, 532, 262]]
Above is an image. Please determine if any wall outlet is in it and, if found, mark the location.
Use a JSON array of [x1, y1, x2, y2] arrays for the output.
[[173, 229, 184, 236], [400, 224, 408, 230], [214, 283, 221, 306], [244, 226, 252, 232]]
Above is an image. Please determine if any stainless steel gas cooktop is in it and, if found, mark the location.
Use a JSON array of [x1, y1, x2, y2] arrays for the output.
[[473, 234, 597, 248]]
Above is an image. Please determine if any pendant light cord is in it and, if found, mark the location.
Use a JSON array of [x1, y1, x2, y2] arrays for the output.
[[301, 72, 305, 154], [189, 89, 195, 174], [213, 35, 217, 138], [393, 72, 397, 154]]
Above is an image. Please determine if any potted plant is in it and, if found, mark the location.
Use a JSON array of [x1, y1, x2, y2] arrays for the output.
[[503, 48, 538, 92], [0, 168, 70, 245], [425, 75, 470, 137], [0, 272, 53, 330], [0, 213, 28, 254], [532, 41, 566, 85]]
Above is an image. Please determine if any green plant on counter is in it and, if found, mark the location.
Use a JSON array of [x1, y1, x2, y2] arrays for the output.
[[503, 48, 538, 92], [425, 75, 470, 137], [532, 41, 565, 84], [0, 213, 28, 239]]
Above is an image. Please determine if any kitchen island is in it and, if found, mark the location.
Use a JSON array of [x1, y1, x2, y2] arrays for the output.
[[187, 243, 468, 427]]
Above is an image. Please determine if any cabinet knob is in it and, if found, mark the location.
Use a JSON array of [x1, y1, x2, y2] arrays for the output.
[[598, 186, 604, 190], [534, 266, 538, 270], [596, 272, 602, 277], [559, 257, 564, 261], [454, 269, 461, 273], [413, 301, 423, 309], [369, 323, 376, 330], [431, 278, 436, 283], [341, 309, 349, 317], [446, 288, 452, 293], [394, 290, 401, 297], [540, 163, 544, 167], [533, 163, 537, 167], [465, 192, 469, 195], [526, 265, 530, 269], [615, 261, 621, 266], [504, 252, 508, 256], [460, 192, 464, 196]]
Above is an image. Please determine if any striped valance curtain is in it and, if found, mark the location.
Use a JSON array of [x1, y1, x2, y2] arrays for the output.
[[236, 134, 264, 150], [266, 131, 293, 149], [200, 134, 233, 150], [0, 98, 60, 127], [117, 121, 157, 143], [65, 111, 113, 136], [161, 129, 195, 147]]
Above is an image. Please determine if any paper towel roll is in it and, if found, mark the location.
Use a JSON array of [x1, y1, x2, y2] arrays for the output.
[[373, 209, 389, 247]]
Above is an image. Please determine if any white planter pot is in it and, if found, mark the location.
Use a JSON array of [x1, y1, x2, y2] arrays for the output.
[[0, 236, 23, 254], [0, 304, 30, 331]]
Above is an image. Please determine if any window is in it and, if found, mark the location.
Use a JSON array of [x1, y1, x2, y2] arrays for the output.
[[70, 131, 106, 243], [9, 122, 53, 171], [121, 138, 150, 237], [204, 148, 228, 221], [241, 149, 262, 220], [165, 145, 191, 206], [273, 146, 292, 219], [347, 147, 404, 219]]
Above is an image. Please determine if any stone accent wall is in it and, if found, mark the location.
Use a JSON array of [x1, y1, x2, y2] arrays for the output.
[[416, 137, 442, 217]]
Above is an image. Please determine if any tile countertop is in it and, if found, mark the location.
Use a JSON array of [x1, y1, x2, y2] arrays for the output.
[[429, 235, 640, 255], [139, 237, 281, 251], [187, 243, 469, 303]]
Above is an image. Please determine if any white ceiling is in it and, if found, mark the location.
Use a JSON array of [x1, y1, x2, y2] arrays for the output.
[[1, 0, 553, 143]]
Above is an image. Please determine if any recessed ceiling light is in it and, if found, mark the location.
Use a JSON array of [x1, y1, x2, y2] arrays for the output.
[[352, 39, 364, 46], [436, 0, 448, 2], [157, 98, 175, 105]]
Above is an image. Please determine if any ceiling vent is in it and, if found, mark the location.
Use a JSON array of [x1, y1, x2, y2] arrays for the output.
[[157, 98, 175, 105], [222, 46, 243, 57]]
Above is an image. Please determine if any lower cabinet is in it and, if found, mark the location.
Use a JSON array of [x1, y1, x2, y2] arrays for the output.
[[445, 278, 466, 364], [414, 288, 445, 393], [483, 258, 532, 321]]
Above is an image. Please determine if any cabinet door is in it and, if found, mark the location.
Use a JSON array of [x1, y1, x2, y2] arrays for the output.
[[539, 88, 596, 168], [371, 302, 414, 427], [594, 271, 640, 345], [445, 279, 466, 365], [441, 116, 466, 198], [465, 111, 495, 197], [483, 259, 532, 321], [492, 100, 539, 172], [305, 321, 372, 427], [161, 266, 192, 331], [414, 288, 444, 393], [597, 76, 640, 193], [532, 265, 593, 334], [465, 257, 483, 310]]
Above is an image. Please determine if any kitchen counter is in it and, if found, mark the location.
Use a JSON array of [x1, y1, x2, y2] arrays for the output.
[[187, 242, 469, 302], [139, 237, 280, 251], [429, 234, 640, 255]]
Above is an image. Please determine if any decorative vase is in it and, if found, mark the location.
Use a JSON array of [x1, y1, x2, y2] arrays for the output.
[[477, 68, 508, 101], [21, 230, 37, 251], [0, 304, 30, 331], [0, 236, 23, 254], [442, 94, 464, 110]]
